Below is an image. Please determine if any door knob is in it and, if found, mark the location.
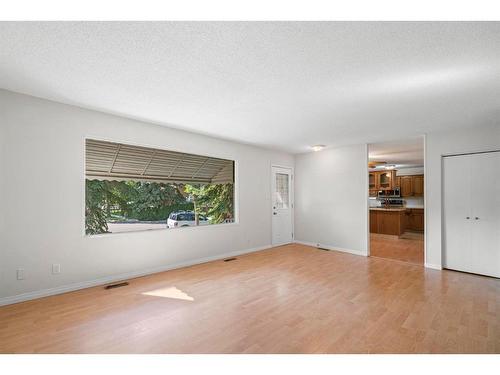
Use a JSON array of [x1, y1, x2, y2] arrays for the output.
[[273, 212, 277, 215], [475, 217, 479, 220], [466, 217, 470, 219]]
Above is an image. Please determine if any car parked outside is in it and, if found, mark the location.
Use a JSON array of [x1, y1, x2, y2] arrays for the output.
[[167, 211, 209, 228]]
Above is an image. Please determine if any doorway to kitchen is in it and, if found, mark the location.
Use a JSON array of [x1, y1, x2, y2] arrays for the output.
[[368, 137, 425, 266]]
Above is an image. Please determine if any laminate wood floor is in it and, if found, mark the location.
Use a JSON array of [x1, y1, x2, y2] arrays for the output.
[[370, 232, 424, 265], [0, 244, 499, 353]]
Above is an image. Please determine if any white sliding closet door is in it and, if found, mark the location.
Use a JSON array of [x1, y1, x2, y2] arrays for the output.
[[469, 152, 500, 277], [443, 154, 472, 274], [443, 151, 500, 278]]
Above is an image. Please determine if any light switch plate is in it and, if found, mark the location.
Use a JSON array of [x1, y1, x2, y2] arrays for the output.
[[17, 268, 25, 280], [52, 264, 61, 274]]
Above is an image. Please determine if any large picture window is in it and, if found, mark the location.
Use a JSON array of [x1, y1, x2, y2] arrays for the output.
[[85, 139, 235, 235]]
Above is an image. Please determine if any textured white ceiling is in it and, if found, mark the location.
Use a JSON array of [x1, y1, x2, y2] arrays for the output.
[[369, 137, 424, 168], [1, 22, 499, 153]]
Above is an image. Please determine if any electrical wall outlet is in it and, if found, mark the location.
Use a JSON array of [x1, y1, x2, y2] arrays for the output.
[[52, 263, 61, 274], [16, 268, 25, 280]]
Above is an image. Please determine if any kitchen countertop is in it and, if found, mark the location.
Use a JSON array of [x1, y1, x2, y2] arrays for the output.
[[370, 206, 424, 211], [369, 207, 407, 212]]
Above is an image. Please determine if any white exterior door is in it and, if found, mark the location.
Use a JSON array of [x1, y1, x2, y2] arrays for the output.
[[443, 151, 500, 278], [272, 166, 293, 246]]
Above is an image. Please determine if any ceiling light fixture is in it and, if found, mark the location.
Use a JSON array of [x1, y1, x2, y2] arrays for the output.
[[311, 145, 326, 152]]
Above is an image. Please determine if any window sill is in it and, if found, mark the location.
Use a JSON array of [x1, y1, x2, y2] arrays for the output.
[[84, 221, 240, 238]]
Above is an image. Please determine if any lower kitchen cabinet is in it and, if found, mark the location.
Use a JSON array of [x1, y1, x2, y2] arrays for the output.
[[370, 210, 378, 233], [370, 208, 424, 235], [405, 208, 424, 231], [370, 209, 405, 236]]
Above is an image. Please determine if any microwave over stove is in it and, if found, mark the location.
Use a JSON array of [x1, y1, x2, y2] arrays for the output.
[[377, 188, 401, 198]]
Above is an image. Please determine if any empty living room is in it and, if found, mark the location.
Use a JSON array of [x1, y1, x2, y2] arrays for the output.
[[1, 2, 499, 373]]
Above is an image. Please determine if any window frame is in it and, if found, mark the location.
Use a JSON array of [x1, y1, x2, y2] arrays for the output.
[[82, 136, 239, 237]]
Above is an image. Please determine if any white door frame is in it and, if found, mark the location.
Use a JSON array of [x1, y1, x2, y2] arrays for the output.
[[271, 164, 294, 246], [365, 144, 370, 257], [366, 135, 428, 266]]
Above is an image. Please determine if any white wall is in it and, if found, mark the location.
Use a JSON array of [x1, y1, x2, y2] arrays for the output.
[[425, 124, 500, 269], [2, 88, 497, 305], [396, 167, 424, 176], [404, 196, 424, 209], [293, 124, 499, 268], [0, 90, 294, 304], [0, 114, 5, 251], [294, 144, 368, 255]]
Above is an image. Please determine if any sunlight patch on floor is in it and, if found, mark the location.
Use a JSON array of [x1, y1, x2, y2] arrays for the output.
[[142, 286, 194, 301]]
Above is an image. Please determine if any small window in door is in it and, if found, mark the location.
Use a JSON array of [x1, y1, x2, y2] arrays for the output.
[[275, 173, 290, 209]]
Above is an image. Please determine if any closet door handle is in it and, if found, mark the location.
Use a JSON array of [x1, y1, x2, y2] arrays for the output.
[[475, 217, 480, 220], [466, 217, 470, 219]]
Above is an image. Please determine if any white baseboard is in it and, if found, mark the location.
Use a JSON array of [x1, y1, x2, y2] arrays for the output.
[[0, 244, 271, 307], [424, 263, 442, 270], [294, 240, 368, 257]]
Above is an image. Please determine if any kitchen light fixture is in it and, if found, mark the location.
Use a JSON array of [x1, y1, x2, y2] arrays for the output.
[[311, 145, 326, 152], [384, 165, 396, 170]]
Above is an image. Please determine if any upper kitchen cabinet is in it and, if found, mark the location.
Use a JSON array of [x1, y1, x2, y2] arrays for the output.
[[369, 172, 377, 189], [394, 176, 401, 188], [400, 174, 424, 197], [369, 170, 398, 196], [369, 172, 378, 196], [379, 170, 395, 189], [401, 176, 413, 196], [379, 171, 391, 189], [413, 175, 424, 196]]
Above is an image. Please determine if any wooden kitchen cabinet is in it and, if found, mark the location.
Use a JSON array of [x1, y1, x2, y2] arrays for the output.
[[368, 170, 401, 196], [378, 170, 395, 189], [394, 176, 401, 188], [369, 170, 395, 190], [400, 174, 424, 197], [413, 175, 424, 196], [405, 208, 424, 232], [371, 208, 423, 235], [370, 209, 405, 236], [369, 172, 378, 196], [370, 210, 378, 232], [369, 172, 377, 189], [401, 176, 413, 197]]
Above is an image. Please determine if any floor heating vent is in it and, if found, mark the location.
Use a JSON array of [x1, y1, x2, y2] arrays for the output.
[[104, 282, 129, 290], [223, 257, 237, 262], [317, 246, 329, 251]]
